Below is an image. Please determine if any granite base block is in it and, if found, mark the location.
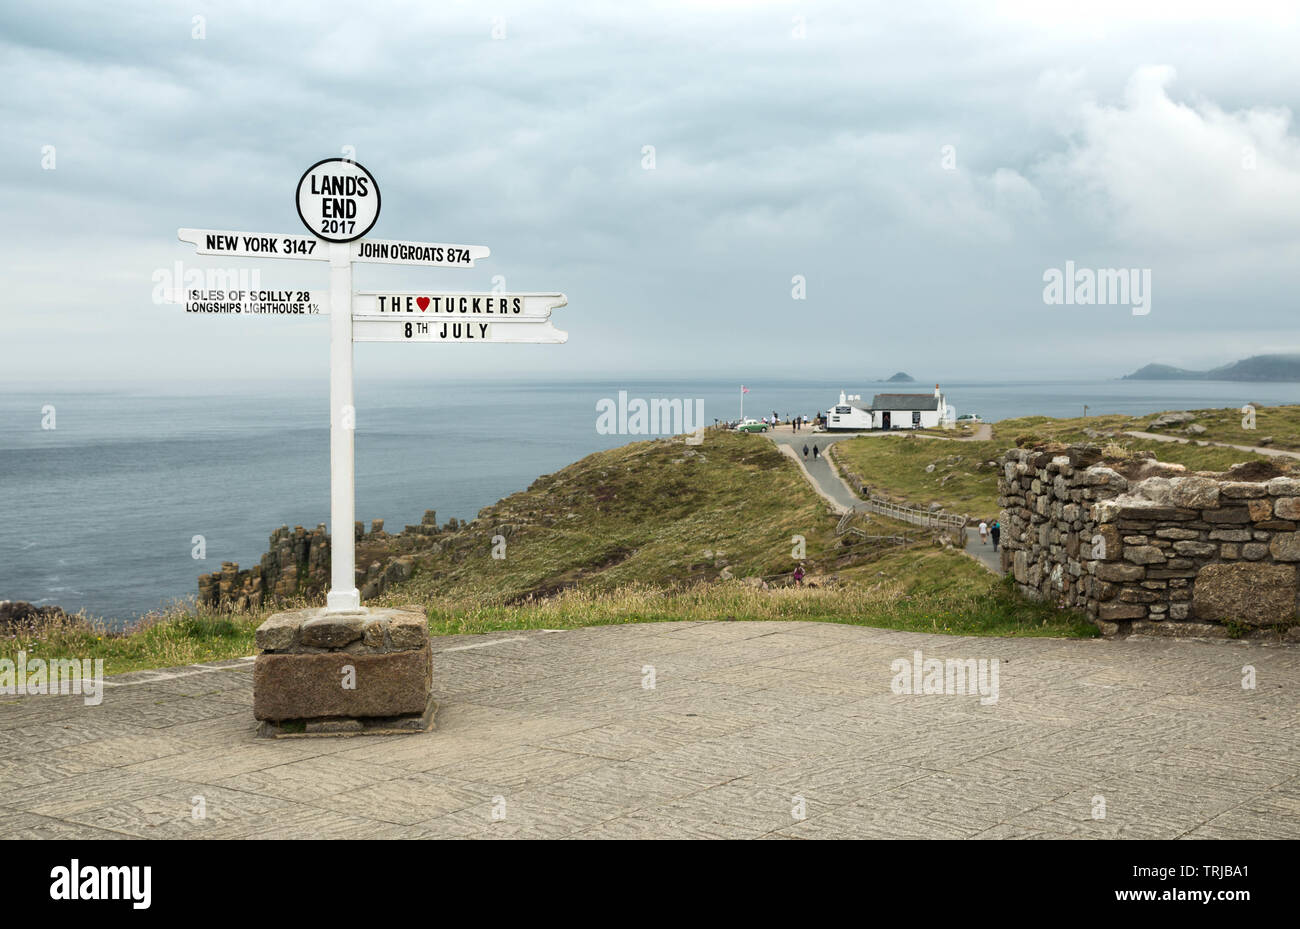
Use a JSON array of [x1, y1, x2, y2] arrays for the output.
[[256, 694, 438, 739], [253, 606, 434, 733]]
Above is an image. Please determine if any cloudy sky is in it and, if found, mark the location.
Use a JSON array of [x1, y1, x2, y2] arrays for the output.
[[3, 0, 1300, 385]]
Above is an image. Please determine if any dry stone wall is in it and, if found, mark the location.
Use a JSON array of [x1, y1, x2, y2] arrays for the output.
[[999, 444, 1300, 639]]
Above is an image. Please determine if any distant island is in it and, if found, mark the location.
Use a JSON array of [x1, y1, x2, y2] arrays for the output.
[[1123, 354, 1300, 382], [885, 372, 915, 383]]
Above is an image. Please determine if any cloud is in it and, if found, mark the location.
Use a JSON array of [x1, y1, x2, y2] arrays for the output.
[[3, 3, 1300, 383], [1035, 65, 1300, 250]]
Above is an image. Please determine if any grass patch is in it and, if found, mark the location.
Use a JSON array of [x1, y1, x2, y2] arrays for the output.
[[420, 547, 1096, 639], [996, 405, 1300, 451], [387, 430, 841, 603], [832, 435, 1007, 519], [2, 602, 274, 676], [834, 409, 1293, 521]]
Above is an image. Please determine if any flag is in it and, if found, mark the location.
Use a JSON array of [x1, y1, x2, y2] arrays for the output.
[[741, 386, 750, 394]]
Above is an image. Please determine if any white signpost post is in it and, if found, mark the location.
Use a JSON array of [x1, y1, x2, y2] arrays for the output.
[[177, 158, 569, 735]]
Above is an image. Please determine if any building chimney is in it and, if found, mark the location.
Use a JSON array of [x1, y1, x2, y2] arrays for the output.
[[934, 383, 941, 398]]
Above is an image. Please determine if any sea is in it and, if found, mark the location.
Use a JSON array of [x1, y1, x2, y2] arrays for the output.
[[3, 376, 1298, 625]]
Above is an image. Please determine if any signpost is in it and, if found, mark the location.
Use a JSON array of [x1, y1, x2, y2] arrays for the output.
[[172, 290, 326, 316], [294, 158, 381, 243], [352, 291, 563, 317], [352, 291, 568, 343], [177, 228, 330, 261], [177, 158, 570, 735], [352, 238, 489, 267], [352, 317, 568, 343], [177, 158, 568, 615]]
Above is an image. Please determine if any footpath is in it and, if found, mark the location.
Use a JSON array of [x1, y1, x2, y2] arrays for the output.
[[764, 429, 1006, 577]]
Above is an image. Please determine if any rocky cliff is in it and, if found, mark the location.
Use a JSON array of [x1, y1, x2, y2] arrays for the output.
[[196, 509, 466, 611]]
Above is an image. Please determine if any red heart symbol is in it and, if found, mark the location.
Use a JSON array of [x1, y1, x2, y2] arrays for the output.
[[416, 297, 430, 312]]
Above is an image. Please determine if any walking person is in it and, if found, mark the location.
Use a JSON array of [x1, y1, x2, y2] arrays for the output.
[[978, 519, 989, 545], [792, 564, 805, 586], [812, 444, 820, 459], [990, 520, 1001, 552], [802, 443, 809, 459]]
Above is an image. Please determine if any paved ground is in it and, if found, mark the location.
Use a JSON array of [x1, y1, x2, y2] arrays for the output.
[[3, 622, 1297, 839]]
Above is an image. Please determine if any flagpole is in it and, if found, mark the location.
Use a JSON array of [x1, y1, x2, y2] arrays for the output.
[[740, 385, 744, 422]]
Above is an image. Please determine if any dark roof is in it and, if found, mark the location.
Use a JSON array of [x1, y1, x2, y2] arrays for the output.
[[871, 393, 939, 411]]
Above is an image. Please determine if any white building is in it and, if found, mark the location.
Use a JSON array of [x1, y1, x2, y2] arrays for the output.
[[825, 385, 950, 431], [826, 391, 874, 430]]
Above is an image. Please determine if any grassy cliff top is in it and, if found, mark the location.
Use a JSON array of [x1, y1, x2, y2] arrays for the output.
[[832, 405, 1298, 521], [370, 429, 1087, 638], [387, 430, 838, 603], [11, 428, 1095, 673], [14, 405, 1293, 673], [996, 404, 1300, 450]]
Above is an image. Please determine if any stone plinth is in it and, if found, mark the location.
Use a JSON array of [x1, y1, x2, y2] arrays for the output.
[[253, 606, 435, 737]]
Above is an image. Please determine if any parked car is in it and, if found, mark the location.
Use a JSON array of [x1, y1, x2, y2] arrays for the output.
[[956, 413, 983, 423], [735, 418, 768, 433]]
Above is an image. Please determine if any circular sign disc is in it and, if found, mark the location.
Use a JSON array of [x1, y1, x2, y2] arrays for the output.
[[295, 158, 381, 243]]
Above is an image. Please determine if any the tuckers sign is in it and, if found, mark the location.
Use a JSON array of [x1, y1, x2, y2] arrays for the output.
[[352, 292, 565, 318]]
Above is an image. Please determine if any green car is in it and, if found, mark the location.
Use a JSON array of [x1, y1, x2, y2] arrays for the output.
[[735, 419, 768, 433]]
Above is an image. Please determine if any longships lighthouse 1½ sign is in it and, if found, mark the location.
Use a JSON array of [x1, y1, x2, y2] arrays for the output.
[[176, 158, 570, 613]]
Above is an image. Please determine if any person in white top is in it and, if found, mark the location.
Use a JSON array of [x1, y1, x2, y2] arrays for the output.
[[978, 520, 989, 544]]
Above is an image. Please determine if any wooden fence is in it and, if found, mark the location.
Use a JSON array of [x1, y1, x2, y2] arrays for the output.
[[859, 496, 967, 530]]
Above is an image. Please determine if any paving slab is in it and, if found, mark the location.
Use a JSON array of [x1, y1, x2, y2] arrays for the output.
[[1, 621, 1297, 839]]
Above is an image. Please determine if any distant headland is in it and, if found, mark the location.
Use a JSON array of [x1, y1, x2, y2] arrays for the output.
[[884, 372, 915, 383], [1123, 354, 1300, 382]]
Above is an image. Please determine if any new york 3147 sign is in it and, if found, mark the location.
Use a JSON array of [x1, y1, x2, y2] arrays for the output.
[[175, 158, 570, 613]]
